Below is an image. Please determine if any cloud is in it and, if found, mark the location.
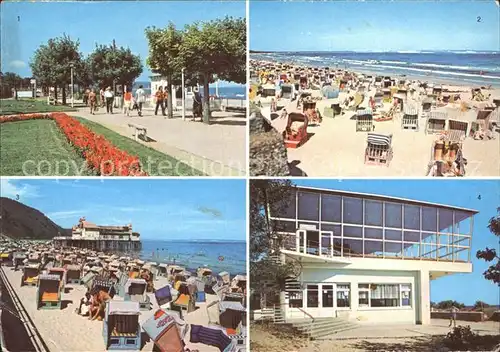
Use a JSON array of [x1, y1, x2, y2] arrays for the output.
[[197, 206, 223, 218], [0, 179, 39, 200], [47, 210, 87, 221], [9, 60, 26, 69]]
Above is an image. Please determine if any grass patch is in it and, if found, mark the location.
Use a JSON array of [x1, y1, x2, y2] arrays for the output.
[[0, 99, 76, 115], [74, 116, 205, 176], [0, 119, 93, 176]]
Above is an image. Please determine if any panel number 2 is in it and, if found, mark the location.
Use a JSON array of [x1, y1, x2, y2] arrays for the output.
[[477, 16, 482, 22]]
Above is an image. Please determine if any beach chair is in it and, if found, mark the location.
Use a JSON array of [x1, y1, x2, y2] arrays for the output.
[[123, 278, 151, 310], [401, 105, 419, 131], [142, 309, 188, 352], [448, 120, 468, 141], [13, 252, 26, 270], [219, 301, 246, 330], [190, 325, 232, 352], [37, 274, 61, 310], [65, 264, 82, 284], [21, 263, 40, 287], [356, 109, 374, 132], [284, 112, 308, 148], [91, 275, 117, 298], [364, 133, 393, 166], [155, 285, 173, 307], [426, 111, 448, 135], [428, 140, 465, 177], [48, 267, 66, 292], [103, 301, 141, 351]]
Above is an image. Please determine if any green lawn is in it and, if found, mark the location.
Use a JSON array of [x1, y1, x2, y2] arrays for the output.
[[0, 119, 93, 176], [0, 99, 77, 115], [1, 115, 205, 176], [74, 116, 205, 176]]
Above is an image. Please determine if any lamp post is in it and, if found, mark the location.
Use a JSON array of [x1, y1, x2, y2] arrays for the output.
[[181, 68, 185, 121], [70, 63, 74, 108]]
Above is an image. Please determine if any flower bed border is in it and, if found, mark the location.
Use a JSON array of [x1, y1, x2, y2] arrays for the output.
[[0, 112, 147, 176]]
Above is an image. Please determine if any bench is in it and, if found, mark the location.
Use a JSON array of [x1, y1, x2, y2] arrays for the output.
[[47, 96, 56, 105], [128, 123, 148, 142]]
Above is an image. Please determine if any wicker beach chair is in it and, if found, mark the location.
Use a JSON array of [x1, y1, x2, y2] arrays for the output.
[[426, 111, 448, 135], [448, 119, 468, 141], [284, 112, 308, 148], [401, 105, 419, 131], [356, 108, 374, 132], [365, 133, 393, 166]]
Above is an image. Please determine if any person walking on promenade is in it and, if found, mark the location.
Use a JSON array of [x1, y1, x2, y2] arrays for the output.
[[100, 88, 105, 108], [135, 85, 146, 117], [104, 87, 114, 114], [155, 86, 166, 116], [123, 89, 133, 116], [192, 87, 202, 121], [449, 305, 459, 328], [89, 89, 97, 115]]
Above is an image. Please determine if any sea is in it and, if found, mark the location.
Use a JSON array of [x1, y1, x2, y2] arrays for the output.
[[133, 82, 246, 99], [139, 239, 246, 275], [251, 51, 500, 87]]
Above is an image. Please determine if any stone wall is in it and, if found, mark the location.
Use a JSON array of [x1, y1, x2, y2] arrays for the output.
[[431, 311, 486, 322], [249, 108, 290, 176]]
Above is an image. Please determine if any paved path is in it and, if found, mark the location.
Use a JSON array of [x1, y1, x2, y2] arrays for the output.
[[73, 107, 247, 176], [331, 319, 500, 340]]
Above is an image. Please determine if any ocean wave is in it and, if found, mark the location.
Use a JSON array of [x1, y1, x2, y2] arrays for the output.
[[363, 63, 500, 80]]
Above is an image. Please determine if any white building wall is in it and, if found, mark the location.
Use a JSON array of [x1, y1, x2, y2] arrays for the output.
[[284, 266, 425, 324]]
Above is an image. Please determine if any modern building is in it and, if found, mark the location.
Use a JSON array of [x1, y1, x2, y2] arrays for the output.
[[53, 217, 142, 251], [269, 186, 477, 325]]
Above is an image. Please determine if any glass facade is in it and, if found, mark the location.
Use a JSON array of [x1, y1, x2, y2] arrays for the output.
[[272, 189, 474, 263]]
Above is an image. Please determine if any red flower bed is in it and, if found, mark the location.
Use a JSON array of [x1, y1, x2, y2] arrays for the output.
[[1, 113, 147, 176]]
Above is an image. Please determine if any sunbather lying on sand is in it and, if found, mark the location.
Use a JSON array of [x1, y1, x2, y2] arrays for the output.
[[89, 290, 111, 321]]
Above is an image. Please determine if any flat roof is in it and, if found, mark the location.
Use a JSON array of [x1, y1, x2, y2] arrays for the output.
[[295, 186, 479, 214]]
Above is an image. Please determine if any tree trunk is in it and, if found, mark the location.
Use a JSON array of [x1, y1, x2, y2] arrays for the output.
[[167, 74, 173, 119], [62, 86, 67, 105], [54, 85, 58, 103], [202, 73, 210, 124]]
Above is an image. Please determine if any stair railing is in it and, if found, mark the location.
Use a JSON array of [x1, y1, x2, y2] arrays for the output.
[[295, 305, 314, 341]]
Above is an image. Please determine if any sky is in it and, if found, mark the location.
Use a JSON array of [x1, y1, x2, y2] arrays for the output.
[[0, 178, 246, 241], [0, 0, 245, 85], [250, 1, 500, 52], [292, 179, 500, 306]]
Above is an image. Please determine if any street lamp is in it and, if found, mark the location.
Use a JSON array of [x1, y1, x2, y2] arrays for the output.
[[181, 68, 185, 121], [70, 63, 74, 108]]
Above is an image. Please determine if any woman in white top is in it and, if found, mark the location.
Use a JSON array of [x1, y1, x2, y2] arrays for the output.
[[104, 87, 114, 114], [135, 85, 146, 117]]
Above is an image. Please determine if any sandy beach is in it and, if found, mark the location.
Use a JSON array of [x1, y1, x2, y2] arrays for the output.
[[1, 265, 223, 351], [250, 59, 500, 177]]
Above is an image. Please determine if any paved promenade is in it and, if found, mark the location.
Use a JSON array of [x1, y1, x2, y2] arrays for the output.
[[73, 106, 247, 176]]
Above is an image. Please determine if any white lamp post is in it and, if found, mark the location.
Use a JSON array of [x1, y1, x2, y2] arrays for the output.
[[181, 68, 185, 121], [70, 63, 74, 108]]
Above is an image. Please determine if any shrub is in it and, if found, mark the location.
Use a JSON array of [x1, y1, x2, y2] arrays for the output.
[[444, 325, 479, 350]]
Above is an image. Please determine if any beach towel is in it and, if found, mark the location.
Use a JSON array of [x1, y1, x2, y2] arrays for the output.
[[190, 325, 231, 352]]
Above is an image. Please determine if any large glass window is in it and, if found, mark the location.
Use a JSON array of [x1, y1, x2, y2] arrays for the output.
[[274, 190, 296, 219], [401, 284, 411, 306], [422, 206, 437, 232], [365, 227, 383, 239], [322, 285, 334, 308], [298, 192, 319, 221], [336, 284, 351, 308], [343, 225, 362, 238], [404, 205, 420, 230], [307, 285, 319, 308], [272, 220, 296, 233], [370, 284, 400, 307], [358, 284, 369, 307], [454, 211, 472, 235], [321, 224, 341, 236], [385, 242, 402, 257], [365, 200, 383, 226], [364, 240, 383, 257], [439, 209, 453, 233], [343, 239, 363, 256], [343, 197, 363, 224], [385, 203, 402, 228], [385, 229, 402, 241], [321, 195, 342, 223]]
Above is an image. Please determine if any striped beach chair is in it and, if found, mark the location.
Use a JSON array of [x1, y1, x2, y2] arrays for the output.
[[426, 111, 448, 135], [365, 133, 393, 166], [402, 105, 419, 131], [356, 108, 374, 132]]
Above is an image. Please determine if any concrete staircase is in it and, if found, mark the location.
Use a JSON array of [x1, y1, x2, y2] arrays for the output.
[[288, 317, 358, 340]]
